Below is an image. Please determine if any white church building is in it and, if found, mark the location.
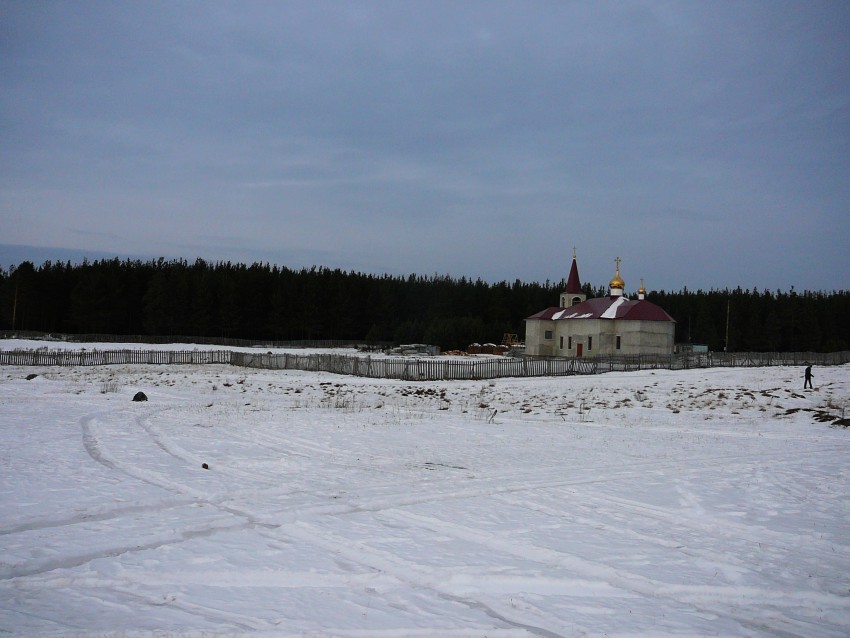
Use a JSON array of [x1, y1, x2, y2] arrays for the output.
[[525, 253, 675, 358]]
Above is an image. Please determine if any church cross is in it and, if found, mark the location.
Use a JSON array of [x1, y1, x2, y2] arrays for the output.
[[614, 256, 621, 272]]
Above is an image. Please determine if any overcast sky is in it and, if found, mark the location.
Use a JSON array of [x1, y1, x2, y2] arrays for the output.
[[1, 1, 848, 292]]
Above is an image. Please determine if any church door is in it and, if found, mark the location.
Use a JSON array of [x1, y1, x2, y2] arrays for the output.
[[576, 343, 583, 358]]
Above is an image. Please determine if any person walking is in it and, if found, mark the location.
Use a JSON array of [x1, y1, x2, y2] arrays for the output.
[[804, 364, 814, 389]]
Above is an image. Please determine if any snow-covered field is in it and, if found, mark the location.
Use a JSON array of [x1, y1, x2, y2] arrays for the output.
[[1, 343, 849, 637]]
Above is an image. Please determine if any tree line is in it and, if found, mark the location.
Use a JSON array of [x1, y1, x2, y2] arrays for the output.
[[0, 258, 847, 352]]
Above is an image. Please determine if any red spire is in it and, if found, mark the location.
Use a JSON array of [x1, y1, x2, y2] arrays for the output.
[[565, 249, 582, 294]]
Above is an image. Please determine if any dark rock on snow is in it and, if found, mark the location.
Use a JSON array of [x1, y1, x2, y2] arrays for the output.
[[132, 391, 148, 402]]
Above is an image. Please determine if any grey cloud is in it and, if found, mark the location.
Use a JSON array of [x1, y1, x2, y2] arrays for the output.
[[1, 1, 848, 291]]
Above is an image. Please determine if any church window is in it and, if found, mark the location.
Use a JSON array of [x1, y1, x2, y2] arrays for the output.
[[568, 336, 572, 349], [544, 330, 553, 340], [616, 335, 621, 350], [588, 336, 593, 350], [559, 336, 564, 349]]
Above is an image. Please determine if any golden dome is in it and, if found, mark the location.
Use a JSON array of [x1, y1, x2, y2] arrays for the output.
[[610, 271, 625, 289], [638, 278, 646, 295], [610, 257, 625, 290]]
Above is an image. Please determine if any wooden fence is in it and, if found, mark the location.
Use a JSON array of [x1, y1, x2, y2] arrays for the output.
[[590, 350, 850, 372], [0, 349, 598, 380], [0, 348, 847, 381], [0, 349, 231, 367], [229, 351, 599, 380]]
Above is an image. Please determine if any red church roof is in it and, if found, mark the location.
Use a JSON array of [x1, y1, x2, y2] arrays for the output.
[[565, 256, 582, 294], [527, 296, 675, 322]]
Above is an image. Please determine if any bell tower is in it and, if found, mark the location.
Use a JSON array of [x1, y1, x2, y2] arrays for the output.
[[560, 248, 586, 307]]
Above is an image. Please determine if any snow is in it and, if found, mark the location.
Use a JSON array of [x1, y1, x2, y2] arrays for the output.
[[552, 311, 593, 320], [600, 297, 627, 319], [1, 342, 849, 637]]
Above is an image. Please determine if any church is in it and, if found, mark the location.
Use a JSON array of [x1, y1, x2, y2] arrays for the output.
[[525, 252, 675, 357]]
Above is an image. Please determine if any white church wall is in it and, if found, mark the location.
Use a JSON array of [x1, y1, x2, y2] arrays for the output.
[[524, 319, 556, 356], [617, 321, 675, 356], [554, 319, 603, 357], [531, 318, 675, 357]]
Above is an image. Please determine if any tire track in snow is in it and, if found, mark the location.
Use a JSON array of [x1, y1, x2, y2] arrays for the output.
[[220, 407, 462, 481], [318, 443, 841, 527], [493, 491, 756, 575], [81, 411, 229, 501], [137, 401, 411, 491], [559, 483, 850, 561], [114, 388, 843, 525], [378, 508, 850, 638], [0, 516, 249, 580], [80, 408, 352, 532], [74, 393, 849, 635], [81, 411, 124, 473], [136, 412, 275, 484], [81, 404, 847, 541], [277, 521, 577, 638], [494, 489, 849, 611], [4, 574, 272, 633], [0, 496, 198, 536], [86, 400, 843, 536]]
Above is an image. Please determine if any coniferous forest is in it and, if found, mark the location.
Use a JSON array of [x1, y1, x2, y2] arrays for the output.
[[0, 258, 847, 352]]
